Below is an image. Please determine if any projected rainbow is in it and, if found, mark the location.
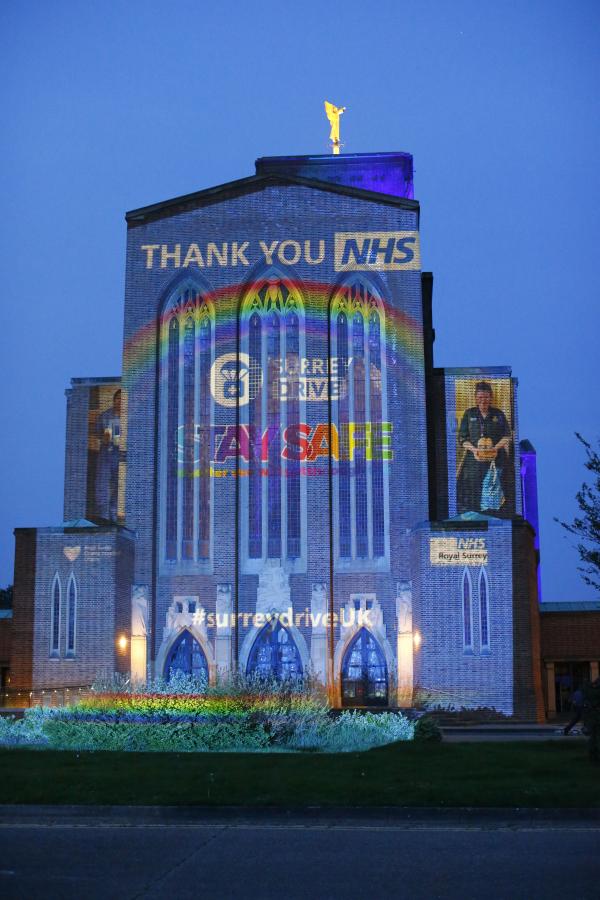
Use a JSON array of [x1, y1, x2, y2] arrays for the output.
[[123, 280, 423, 390]]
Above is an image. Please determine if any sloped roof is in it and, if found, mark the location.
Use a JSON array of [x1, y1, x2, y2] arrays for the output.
[[447, 511, 500, 523], [540, 601, 600, 613], [126, 172, 419, 227], [61, 518, 97, 528]]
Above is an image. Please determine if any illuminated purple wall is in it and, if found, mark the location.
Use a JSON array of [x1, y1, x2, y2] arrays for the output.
[[520, 439, 542, 601], [255, 152, 414, 199]]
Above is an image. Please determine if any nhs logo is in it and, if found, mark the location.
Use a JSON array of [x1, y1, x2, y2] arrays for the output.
[[334, 231, 420, 272]]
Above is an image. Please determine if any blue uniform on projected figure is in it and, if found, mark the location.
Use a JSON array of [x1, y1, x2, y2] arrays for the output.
[[457, 382, 512, 515], [94, 389, 121, 522]]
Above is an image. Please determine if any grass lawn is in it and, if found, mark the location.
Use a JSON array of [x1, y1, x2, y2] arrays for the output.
[[1, 741, 599, 807]]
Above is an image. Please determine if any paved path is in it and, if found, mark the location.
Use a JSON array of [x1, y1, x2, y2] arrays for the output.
[[441, 724, 588, 741], [0, 808, 599, 899]]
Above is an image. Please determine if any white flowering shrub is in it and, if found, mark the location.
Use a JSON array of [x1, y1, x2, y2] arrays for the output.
[[139, 670, 209, 696], [0, 707, 51, 747], [290, 711, 414, 752], [91, 670, 311, 698]]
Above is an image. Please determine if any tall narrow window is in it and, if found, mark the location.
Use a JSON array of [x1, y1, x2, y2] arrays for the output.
[[286, 310, 301, 559], [66, 573, 77, 657], [479, 568, 490, 650], [462, 568, 473, 651], [369, 311, 385, 557], [50, 574, 61, 657], [241, 276, 305, 564], [182, 315, 195, 560], [267, 311, 281, 559], [165, 316, 179, 561], [198, 316, 211, 559], [353, 312, 368, 556], [248, 312, 263, 559], [331, 281, 389, 565], [161, 285, 214, 565], [337, 312, 351, 557]]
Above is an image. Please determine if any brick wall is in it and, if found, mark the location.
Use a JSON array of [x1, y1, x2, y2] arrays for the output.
[[411, 520, 516, 715], [511, 520, 544, 720], [8, 166, 544, 715], [0, 616, 12, 667], [124, 181, 426, 680], [64, 378, 123, 524], [10, 529, 37, 689], [541, 611, 600, 661], [63, 383, 91, 520], [11, 526, 134, 691]]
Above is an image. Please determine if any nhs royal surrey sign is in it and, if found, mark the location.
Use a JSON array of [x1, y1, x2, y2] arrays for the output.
[[139, 231, 420, 272], [429, 537, 489, 566]]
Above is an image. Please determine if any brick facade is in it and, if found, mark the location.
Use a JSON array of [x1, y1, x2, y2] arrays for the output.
[[11, 526, 134, 690], [541, 610, 600, 661], [10, 529, 37, 690], [7, 152, 546, 716], [512, 521, 544, 720], [0, 610, 12, 669]]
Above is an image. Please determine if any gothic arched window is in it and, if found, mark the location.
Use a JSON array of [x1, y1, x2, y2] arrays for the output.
[[241, 276, 305, 565], [331, 281, 389, 565], [462, 568, 473, 651], [160, 284, 214, 565], [164, 629, 209, 682], [479, 567, 490, 650], [341, 628, 388, 706], [50, 573, 61, 657], [246, 621, 303, 681], [66, 573, 77, 657]]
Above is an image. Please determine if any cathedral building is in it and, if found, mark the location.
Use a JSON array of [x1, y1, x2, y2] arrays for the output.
[[9, 151, 545, 718]]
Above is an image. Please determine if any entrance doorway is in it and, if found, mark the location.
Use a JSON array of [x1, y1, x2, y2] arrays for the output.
[[164, 629, 209, 682], [246, 621, 303, 681], [341, 629, 388, 707], [554, 661, 590, 714]]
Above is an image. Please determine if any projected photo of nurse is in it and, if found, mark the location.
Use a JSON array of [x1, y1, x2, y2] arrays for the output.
[[95, 389, 121, 520], [88, 388, 124, 522], [456, 380, 514, 515]]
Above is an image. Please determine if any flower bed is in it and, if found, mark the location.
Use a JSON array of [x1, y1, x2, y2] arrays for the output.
[[0, 674, 415, 752]]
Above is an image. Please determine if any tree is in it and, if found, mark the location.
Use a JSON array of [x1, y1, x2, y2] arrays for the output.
[[0, 585, 12, 610], [556, 434, 600, 593]]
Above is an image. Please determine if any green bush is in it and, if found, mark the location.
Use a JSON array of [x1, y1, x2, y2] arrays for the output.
[[414, 716, 443, 743], [41, 718, 271, 752], [0, 685, 416, 754]]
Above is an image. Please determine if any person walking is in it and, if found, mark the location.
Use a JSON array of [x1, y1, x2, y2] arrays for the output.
[[582, 677, 600, 764], [564, 687, 584, 735]]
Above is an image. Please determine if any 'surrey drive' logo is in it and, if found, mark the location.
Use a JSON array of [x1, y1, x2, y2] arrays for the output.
[[210, 353, 360, 406], [210, 353, 255, 408]]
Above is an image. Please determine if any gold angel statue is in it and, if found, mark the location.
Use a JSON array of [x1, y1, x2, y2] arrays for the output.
[[324, 101, 346, 154]]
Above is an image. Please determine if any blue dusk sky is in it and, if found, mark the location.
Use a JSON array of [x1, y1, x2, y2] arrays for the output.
[[1, 0, 599, 600]]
